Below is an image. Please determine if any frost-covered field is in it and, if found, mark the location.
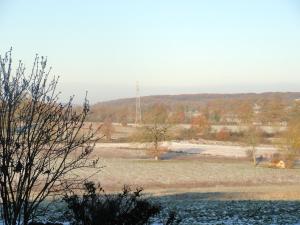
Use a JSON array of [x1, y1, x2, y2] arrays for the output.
[[79, 158, 300, 192], [157, 198, 300, 225], [94, 140, 277, 158], [14, 198, 300, 225]]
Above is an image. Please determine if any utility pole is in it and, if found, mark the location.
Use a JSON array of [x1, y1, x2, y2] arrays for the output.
[[135, 81, 142, 125]]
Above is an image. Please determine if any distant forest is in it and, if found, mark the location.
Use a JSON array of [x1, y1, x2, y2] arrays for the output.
[[85, 92, 300, 125]]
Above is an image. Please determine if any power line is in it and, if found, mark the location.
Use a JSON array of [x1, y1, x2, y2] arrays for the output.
[[135, 81, 142, 125]]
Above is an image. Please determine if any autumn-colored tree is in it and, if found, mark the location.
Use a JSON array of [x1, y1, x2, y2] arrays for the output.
[[259, 97, 286, 124], [191, 114, 211, 136], [101, 117, 115, 141], [234, 100, 254, 124], [143, 103, 169, 124], [87, 104, 135, 124], [206, 99, 228, 123], [168, 105, 185, 124], [216, 128, 230, 141], [287, 101, 300, 123], [278, 119, 300, 168], [202, 105, 210, 122], [285, 121, 300, 152]]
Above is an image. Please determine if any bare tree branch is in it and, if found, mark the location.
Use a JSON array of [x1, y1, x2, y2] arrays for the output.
[[0, 49, 101, 225]]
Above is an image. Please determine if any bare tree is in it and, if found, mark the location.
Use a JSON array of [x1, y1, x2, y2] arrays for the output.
[[142, 123, 169, 160], [244, 125, 262, 166], [0, 49, 100, 225], [137, 104, 170, 160]]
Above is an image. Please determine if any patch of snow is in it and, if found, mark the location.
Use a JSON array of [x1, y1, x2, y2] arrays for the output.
[[96, 141, 277, 158]]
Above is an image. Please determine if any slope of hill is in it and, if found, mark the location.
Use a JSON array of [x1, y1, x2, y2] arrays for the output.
[[94, 92, 300, 108]]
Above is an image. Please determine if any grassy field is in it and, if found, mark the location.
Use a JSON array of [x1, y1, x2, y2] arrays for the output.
[[76, 146, 300, 200]]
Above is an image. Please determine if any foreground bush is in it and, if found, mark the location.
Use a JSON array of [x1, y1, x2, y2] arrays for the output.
[[64, 182, 181, 225]]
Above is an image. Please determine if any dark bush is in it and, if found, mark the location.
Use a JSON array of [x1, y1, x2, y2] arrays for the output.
[[64, 182, 162, 225]]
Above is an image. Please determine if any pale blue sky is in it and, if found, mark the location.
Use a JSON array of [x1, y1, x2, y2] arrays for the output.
[[1, 0, 300, 102]]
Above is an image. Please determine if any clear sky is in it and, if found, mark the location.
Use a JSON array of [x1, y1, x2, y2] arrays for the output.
[[1, 0, 300, 103]]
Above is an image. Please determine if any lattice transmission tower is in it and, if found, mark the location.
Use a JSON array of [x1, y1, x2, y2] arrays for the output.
[[135, 81, 142, 125]]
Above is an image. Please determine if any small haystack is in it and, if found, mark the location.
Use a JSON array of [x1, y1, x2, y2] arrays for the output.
[[269, 160, 286, 169], [276, 160, 286, 169]]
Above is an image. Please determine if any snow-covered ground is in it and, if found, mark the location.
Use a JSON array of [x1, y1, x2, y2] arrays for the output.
[[95, 141, 277, 158], [155, 198, 300, 225], [3, 200, 300, 225], [162, 141, 276, 158]]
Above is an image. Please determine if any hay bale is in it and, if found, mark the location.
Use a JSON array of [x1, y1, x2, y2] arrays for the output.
[[268, 160, 286, 169], [276, 160, 286, 169]]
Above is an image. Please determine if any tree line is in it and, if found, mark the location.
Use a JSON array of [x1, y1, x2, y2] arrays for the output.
[[87, 95, 298, 126]]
